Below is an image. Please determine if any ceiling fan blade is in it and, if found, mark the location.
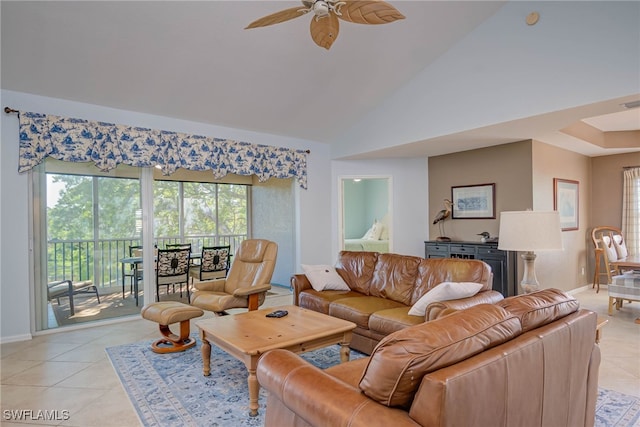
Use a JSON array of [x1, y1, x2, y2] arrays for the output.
[[310, 13, 340, 50], [245, 6, 309, 29], [337, 1, 405, 25]]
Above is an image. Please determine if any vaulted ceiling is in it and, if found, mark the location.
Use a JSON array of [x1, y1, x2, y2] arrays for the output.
[[2, 1, 638, 159]]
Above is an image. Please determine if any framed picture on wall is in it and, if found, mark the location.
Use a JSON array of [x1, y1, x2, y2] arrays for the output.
[[451, 183, 496, 219], [554, 178, 579, 231]]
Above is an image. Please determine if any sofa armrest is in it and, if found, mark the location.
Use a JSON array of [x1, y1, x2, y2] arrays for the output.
[[291, 274, 312, 306], [425, 290, 504, 321], [257, 349, 420, 427]]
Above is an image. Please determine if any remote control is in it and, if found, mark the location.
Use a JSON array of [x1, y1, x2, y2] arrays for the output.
[[266, 310, 288, 318]]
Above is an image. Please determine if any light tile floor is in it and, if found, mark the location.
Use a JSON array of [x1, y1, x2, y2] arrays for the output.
[[1, 287, 639, 426]]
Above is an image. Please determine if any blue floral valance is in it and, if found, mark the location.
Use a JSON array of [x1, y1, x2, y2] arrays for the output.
[[17, 111, 308, 188]]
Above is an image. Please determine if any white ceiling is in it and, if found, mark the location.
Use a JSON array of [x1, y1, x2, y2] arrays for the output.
[[2, 1, 639, 158]]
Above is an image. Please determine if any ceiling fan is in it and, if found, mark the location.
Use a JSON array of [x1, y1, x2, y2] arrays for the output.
[[245, 0, 405, 50]]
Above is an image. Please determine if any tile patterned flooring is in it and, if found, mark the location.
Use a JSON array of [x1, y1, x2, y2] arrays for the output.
[[1, 287, 639, 426]]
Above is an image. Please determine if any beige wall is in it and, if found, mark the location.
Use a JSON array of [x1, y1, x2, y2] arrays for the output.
[[428, 140, 533, 242], [532, 141, 591, 293], [591, 152, 640, 228], [428, 140, 635, 294]]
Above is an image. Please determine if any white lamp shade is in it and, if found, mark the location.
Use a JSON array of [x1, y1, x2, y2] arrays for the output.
[[498, 211, 563, 252]]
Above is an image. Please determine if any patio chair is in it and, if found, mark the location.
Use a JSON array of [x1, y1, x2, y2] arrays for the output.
[[165, 242, 192, 251], [189, 245, 232, 285], [47, 279, 100, 316], [123, 245, 144, 298], [190, 239, 277, 315], [156, 247, 191, 302]]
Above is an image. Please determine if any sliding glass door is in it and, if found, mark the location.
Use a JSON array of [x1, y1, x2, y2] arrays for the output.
[[36, 164, 143, 330], [33, 161, 251, 331]]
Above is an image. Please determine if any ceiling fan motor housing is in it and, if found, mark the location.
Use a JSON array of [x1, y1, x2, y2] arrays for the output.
[[312, 1, 330, 17]]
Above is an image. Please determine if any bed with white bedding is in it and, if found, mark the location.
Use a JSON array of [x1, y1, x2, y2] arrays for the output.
[[343, 216, 390, 253], [344, 238, 389, 253]]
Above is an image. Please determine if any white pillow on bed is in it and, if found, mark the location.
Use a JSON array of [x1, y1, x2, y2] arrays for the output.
[[362, 221, 384, 240], [302, 264, 350, 291], [408, 282, 483, 316]]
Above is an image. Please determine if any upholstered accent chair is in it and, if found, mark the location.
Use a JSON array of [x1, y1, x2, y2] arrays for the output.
[[190, 239, 277, 315], [155, 247, 191, 302], [189, 245, 232, 284]]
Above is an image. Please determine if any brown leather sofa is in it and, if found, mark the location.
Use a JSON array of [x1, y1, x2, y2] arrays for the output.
[[291, 251, 504, 354], [257, 289, 601, 427]]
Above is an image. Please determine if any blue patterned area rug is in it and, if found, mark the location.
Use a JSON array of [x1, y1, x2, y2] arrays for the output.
[[106, 337, 365, 426], [107, 337, 639, 427]]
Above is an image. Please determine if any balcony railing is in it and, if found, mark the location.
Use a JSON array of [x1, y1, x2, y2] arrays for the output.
[[48, 234, 247, 287]]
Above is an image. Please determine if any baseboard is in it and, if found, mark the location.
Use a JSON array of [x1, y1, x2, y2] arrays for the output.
[[567, 284, 608, 296], [0, 333, 33, 344], [271, 282, 290, 289]]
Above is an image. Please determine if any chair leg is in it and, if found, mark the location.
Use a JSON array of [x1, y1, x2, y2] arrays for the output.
[[65, 280, 75, 316], [151, 320, 196, 354], [90, 285, 101, 304], [248, 294, 259, 311]]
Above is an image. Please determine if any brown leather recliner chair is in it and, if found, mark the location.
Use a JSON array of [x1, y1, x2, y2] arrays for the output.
[[190, 239, 277, 314]]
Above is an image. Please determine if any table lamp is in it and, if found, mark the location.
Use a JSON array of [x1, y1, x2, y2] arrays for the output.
[[498, 211, 563, 294]]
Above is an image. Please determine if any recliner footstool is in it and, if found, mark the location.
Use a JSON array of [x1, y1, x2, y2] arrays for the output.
[[141, 301, 204, 353]]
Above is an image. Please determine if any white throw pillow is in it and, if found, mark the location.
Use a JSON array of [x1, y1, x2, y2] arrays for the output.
[[369, 221, 383, 240], [362, 221, 383, 240], [380, 214, 390, 240], [302, 264, 350, 291], [613, 235, 628, 259], [362, 226, 374, 240], [602, 236, 618, 262], [408, 282, 484, 316], [380, 224, 389, 240]]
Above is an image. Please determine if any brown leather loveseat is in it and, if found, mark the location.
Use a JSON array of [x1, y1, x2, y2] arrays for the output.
[[292, 251, 504, 354], [257, 289, 600, 427]]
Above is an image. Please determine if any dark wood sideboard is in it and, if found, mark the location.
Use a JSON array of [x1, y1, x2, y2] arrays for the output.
[[424, 241, 518, 297]]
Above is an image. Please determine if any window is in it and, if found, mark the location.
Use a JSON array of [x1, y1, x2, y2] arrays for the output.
[[35, 162, 250, 331], [153, 180, 249, 251]]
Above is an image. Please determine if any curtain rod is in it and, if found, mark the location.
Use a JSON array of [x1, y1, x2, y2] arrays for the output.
[[4, 107, 311, 153], [623, 165, 640, 170]]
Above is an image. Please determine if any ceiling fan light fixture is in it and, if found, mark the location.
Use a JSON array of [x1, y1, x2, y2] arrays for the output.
[[245, 0, 405, 50]]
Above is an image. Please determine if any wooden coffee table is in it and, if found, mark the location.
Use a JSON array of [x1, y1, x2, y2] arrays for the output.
[[195, 305, 356, 416]]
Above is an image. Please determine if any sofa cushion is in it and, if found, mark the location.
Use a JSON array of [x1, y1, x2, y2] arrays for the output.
[[411, 258, 492, 305], [329, 296, 406, 330], [368, 307, 424, 336], [301, 264, 350, 291], [408, 281, 483, 316], [369, 253, 422, 305], [358, 304, 521, 408], [335, 251, 379, 294], [497, 288, 579, 332], [299, 289, 365, 314]]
